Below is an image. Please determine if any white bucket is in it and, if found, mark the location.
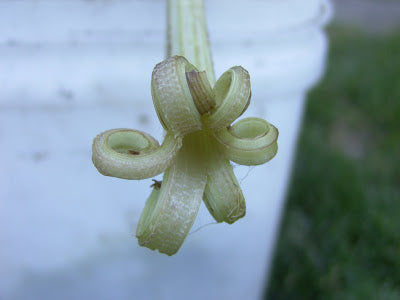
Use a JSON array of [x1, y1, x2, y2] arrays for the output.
[[0, 1, 331, 299]]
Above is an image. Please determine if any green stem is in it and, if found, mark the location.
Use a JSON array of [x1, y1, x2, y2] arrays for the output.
[[167, 0, 216, 84]]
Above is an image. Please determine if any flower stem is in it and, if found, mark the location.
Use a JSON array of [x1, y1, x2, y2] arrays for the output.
[[167, 0, 216, 84]]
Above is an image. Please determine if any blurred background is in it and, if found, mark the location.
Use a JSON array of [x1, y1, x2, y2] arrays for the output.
[[266, 0, 400, 298]]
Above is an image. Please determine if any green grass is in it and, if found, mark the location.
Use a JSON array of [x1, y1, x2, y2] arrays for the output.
[[266, 26, 400, 299]]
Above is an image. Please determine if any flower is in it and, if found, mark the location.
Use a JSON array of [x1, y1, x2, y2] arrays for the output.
[[92, 56, 278, 255]]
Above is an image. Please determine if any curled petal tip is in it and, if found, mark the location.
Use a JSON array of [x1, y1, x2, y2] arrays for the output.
[[92, 129, 182, 180]]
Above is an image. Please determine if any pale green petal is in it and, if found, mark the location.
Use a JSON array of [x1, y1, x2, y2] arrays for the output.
[[92, 129, 182, 180], [202, 132, 246, 224], [203, 66, 251, 129], [136, 131, 207, 255], [151, 56, 203, 136], [214, 117, 278, 166]]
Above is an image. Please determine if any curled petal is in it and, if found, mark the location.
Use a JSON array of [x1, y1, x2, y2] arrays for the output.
[[203, 66, 251, 129], [92, 129, 182, 180], [151, 56, 203, 136], [136, 132, 207, 255], [185, 69, 215, 114], [203, 160, 246, 224], [214, 117, 278, 166], [202, 133, 246, 224]]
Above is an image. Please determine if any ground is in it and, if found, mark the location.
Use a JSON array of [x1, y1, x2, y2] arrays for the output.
[[265, 23, 400, 299]]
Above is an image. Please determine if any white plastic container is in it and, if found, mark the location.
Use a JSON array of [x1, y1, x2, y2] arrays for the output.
[[0, 1, 331, 299]]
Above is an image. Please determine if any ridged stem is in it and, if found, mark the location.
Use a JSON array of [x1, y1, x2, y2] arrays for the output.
[[167, 0, 216, 84]]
